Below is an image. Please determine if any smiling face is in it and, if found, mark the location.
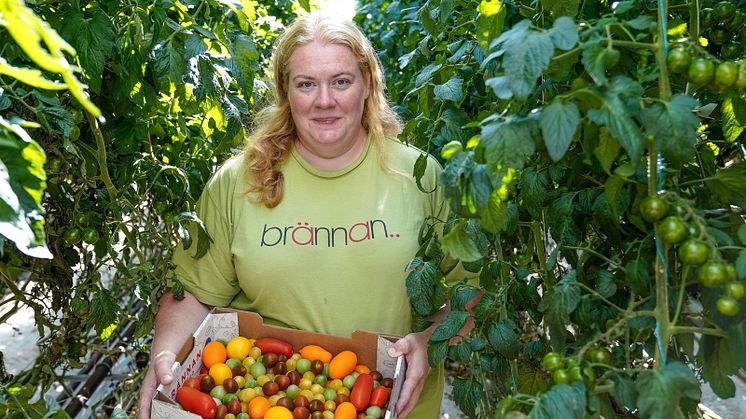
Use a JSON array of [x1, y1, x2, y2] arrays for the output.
[[287, 41, 370, 164]]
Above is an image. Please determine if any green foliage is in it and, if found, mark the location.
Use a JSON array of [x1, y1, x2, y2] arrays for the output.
[[359, 0, 746, 417]]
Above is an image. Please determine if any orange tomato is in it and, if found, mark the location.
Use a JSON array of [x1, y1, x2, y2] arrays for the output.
[[264, 405, 293, 419], [334, 401, 357, 419], [248, 396, 271, 418], [328, 350, 357, 380], [203, 340, 227, 368], [353, 364, 370, 375], [299, 344, 332, 364]]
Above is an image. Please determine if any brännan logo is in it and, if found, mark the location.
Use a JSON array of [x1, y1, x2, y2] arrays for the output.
[[260, 220, 399, 247]]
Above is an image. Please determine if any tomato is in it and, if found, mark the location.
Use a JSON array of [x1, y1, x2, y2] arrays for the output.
[[349, 373, 373, 411], [204, 341, 228, 368], [727, 282, 745, 299], [264, 406, 294, 419], [667, 48, 691, 74], [293, 406, 311, 419], [715, 61, 739, 87], [734, 61, 746, 89], [726, 264, 738, 281], [713, 1, 736, 21], [717, 296, 740, 316], [209, 363, 233, 387], [248, 396, 271, 419], [699, 262, 727, 288], [440, 141, 463, 160], [602, 47, 621, 69], [329, 350, 358, 380], [226, 336, 252, 360], [726, 10, 745, 31], [215, 404, 228, 419], [299, 345, 333, 364], [369, 385, 391, 408], [639, 196, 669, 223], [176, 386, 217, 419], [588, 347, 612, 365], [263, 380, 280, 396], [657, 216, 688, 244], [255, 338, 294, 359], [81, 227, 99, 244], [200, 374, 215, 392], [227, 399, 242, 415], [334, 402, 357, 419], [568, 366, 583, 382], [47, 157, 63, 174], [63, 228, 82, 245], [701, 8, 715, 29], [721, 42, 742, 60], [709, 28, 729, 46], [678, 240, 711, 266], [183, 376, 202, 390], [552, 369, 571, 384], [541, 352, 563, 371], [688, 58, 715, 85]]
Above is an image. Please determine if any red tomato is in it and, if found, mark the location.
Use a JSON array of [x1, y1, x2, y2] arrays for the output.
[[183, 376, 202, 390], [254, 338, 294, 359], [369, 386, 391, 408], [349, 373, 373, 411], [176, 386, 217, 419]]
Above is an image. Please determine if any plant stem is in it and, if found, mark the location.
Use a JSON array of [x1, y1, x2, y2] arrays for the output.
[[670, 326, 728, 337]]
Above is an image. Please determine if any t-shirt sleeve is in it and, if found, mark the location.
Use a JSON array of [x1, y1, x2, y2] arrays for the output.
[[170, 172, 240, 307]]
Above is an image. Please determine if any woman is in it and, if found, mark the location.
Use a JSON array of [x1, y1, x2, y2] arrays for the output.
[[138, 12, 452, 418]]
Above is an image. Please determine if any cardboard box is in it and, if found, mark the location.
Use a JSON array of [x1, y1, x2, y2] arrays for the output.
[[151, 308, 406, 419]]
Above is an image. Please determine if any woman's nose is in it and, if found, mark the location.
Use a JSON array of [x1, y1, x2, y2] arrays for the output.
[[315, 85, 335, 107]]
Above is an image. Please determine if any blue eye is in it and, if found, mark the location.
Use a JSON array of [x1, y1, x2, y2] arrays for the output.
[[334, 79, 350, 86], [299, 81, 314, 88]]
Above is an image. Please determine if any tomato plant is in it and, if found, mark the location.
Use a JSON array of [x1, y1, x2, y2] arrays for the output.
[[358, 0, 746, 417]]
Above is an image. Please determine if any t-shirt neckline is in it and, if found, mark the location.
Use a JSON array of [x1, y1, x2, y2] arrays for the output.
[[290, 137, 372, 178]]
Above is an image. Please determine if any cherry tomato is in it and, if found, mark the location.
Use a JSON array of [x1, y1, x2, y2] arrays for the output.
[[82, 227, 99, 244], [688, 58, 715, 85], [713, 1, 736, 21], [541, 352, 563, 371], [602, 47, 621, 69], [552, 369, 571, 384], [183, 376, 202, 390], [349, 373, 373, 411], [727, 282, 745, 299], [63, 228, 82, 245], [640, 196, 669, 222], [679, 240, 710, 266], [717, 296, 740, 316], [667, 48, 691, 73], [658, 216, 688, 244], [699, 262, 727, 288], [588, 347, 612, 365], [369, 385, 391, 408], [734, 61, 746, 89], [715, 61, 739, 87]]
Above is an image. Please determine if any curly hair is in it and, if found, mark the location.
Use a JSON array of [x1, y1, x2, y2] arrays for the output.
[[243, 12, 401, 208]]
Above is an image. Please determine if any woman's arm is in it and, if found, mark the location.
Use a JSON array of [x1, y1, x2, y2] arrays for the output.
[[137, 290, 211, 419]]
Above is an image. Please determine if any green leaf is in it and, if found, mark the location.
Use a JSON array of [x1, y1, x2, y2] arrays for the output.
[[154, 39, 186, 90], [487, 319, 520, 359], [548, 16, 579, 50], [636, 362, 701, 419], [452, 377, 482, 417], [476, 0, 506, 52], [587, 77, 645, 164], [61, 8, 115, 93], [519, 167, 548, 218], [736, 250, 746, 280], [413, 152, 432, 193], [541, 0, 581, 17], [641, 95, 700, 166], [700, 336, 737, 398], [406, 261, 440, 316], [737, 224, 746, 246], [540, 99, 580, 161], [414, 63, 442, 88], [593, 126, 621, 174], [517, 365, 550, 395], [90, 288, 119, 340], [478, 191, 510, 234], [0, 58, 66, 90], [538, 270, 581, 321], [528, 382, 587, 419], [595, 269, 617, 298], [434, 76, 463, 102], [431, 310, 470, 342], [612, 375, 638, 410], [722, 96, 746, 142], [428, 340, 449, 366], [442, 219, 486, 262], [175, 211, 214, 259], [418, 2, 438, 37], [481, 117, 538, 172], [625, 259, 651, 294], [705, 162, 746, 203], [581, 38, 612, 85], [298, 0, 311, 12], [728, 322, 746, 368]]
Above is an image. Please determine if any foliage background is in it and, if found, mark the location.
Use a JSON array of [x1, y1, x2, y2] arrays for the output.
[[2, 0, 746, 417]]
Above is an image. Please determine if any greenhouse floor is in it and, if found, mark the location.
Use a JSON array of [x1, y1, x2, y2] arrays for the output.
[[1, 305, 744, 418]]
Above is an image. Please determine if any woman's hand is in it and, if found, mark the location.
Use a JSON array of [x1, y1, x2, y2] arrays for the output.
[[387, 331, 431, 418], [137, 350, 177, 419]]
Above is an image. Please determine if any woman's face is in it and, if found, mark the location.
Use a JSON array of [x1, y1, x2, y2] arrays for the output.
[[287, 41, 370, 159]]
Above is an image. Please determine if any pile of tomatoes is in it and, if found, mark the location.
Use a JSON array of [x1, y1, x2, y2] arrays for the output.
[[666, 1, 746, 91], [640, 194, 745, 316], [174, 336, 394, 419]]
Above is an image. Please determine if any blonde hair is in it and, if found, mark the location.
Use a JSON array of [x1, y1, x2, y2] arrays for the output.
[[243, 12, 402, 208]]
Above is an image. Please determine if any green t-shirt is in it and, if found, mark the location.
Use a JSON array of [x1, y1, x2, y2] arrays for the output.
[[173, 137, 446, 417]]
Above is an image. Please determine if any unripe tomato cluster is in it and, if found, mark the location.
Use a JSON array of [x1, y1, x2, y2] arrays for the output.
[[540, 351, 601, 387], [640, 195, 745, 316], [175, 336, 394, 419]]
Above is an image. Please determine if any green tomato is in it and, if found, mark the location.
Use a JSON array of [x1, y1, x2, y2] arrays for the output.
[[716, 296, 740, 316], [688, 58, 715, 85], [701, 8, 715, 30], [249, 361, 266, 377], [709, 28, 730, 46], [679, 240, 711, 266], [658, 216, 688, 244], [588, 347, 612, 365], [726, 264, 738, 281], [365, 406, 382, 418], [569, 366, 583, 382], [542, 352, 564, 372], [640, 196, 669, 222], [552, 369, 571, 384], [727, 282, 745, 299], [699, 262, 727, 288], [210, 385, 227, 400], [63, 227, 82, 245], [342, 374, 357, 389], [323, 387, 336, 402], [667, 48, 691, 73], [82, 227, 99, 245], [286, 384, 300, 399], [734, 61, 746, 89], [713, 1, 736, 21], [296, 358, 311, 374], [602, 47, 621, 69], [721, 42, 743, 60], [715, 61, 739, 87], [75, 212, 92, 227]]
